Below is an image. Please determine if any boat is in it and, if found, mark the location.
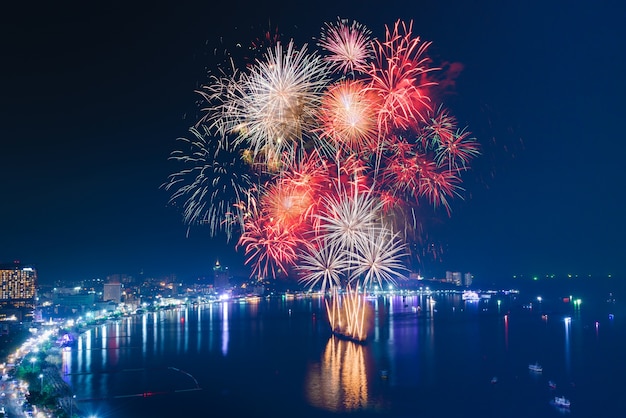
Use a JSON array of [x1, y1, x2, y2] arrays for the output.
[[549, 380, 557, 389], [553, 396, 570, 408], [490, 376, 498, 384], [462, 290, 480, 301], [528, 363, 543, 373], [331, 329, 367, 345]]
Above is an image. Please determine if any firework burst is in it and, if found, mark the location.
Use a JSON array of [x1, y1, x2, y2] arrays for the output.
[[315, 183, 384, 255], [318, 80, 379, 154], [162, 126, 254, 241], [237, 206, 309, 279], [350, 226, 408, 289], [319, 18, 374, 75], [226, 40, 331, 165], [368, 20, 438, 134], [297, 237, 348, 293]]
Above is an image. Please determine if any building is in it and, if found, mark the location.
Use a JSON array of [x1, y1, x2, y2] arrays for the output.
[[445, 271, 472, 287], [213, 260, 231, 290], [464, 273, 473, 287], [445, 271, 462, 286], [0, 261, 37, 308], [103, 282, 122, 303]]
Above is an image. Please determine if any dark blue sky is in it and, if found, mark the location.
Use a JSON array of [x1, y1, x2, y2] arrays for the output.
[[2, 1, 624, 285]]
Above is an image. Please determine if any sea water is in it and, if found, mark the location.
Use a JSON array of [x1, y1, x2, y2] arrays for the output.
[[63, 281, 626, 418]]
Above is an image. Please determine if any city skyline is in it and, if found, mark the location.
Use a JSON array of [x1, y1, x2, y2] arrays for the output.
[[2, 1, 625, 285]]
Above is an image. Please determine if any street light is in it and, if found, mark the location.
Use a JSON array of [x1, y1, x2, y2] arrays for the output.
[[39, 373, 43, 393], [29, 357, 36, 372]]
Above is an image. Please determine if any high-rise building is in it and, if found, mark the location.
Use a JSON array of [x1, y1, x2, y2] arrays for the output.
[[0, 261, 37, 308], [464, 273, 473, 287], [213, 260, 230, 290]]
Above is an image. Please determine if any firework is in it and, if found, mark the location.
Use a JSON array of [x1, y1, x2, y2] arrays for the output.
[[368, 20, 438, 134], [435, 127, 480, 171], [349, 225, 408, 289], [162, 126, 254, 241], [237, 206, 309, 279], [168, 18, 480, 341], [297, 237, 348, 293], [319, 18, 373, 75], [318, 80, 379, 154], [222, 40, 331, 165], [315, 183, 384, 256]]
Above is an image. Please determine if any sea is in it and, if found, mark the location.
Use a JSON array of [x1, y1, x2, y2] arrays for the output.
[[63, 278, 626, 418]]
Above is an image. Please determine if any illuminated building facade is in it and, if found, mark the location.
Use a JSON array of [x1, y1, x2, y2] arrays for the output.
[[0, 262, 37, 308]]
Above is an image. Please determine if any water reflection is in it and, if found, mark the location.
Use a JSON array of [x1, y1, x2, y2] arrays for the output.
[[142, 314, 147, 356], [504, 314, 509, 351], [564, 317, 571, 373], [221, 302, 229, 356], [305, 337, 370, 412], [101, 325, 107, 368], [197, 305, 202, 352]]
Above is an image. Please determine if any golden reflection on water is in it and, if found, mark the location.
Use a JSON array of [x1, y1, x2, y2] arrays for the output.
[[305, 337, 370, 412]]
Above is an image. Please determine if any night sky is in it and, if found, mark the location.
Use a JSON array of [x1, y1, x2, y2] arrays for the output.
[[2, 1, 625, 285]]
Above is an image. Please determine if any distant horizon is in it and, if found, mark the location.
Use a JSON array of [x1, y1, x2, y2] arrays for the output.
[[19, 259, 621, 288]]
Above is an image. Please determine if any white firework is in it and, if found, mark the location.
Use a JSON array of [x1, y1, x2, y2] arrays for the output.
[[196, 67, 247, 139], [316, 183, 384, 255], [319, 18, 373, 75], [297, 237, 348, 292], [162, 126, 254, 242], [350, 225, 408, 289], [226, 40, 331, 165]]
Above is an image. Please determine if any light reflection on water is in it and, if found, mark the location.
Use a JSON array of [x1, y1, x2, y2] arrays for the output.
[[61, 291, 625, 417], [305, 337, 371, 412], [221, 300, 229, 356]]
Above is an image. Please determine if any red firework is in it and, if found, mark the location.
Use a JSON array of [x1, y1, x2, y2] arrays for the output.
[[367, 20, 438, 135], [262, 152, 330, 229], [382, 153, 423, 199], [418, 169, 462, 215], [237, 209, 308, 279], [436, 128, 480, 170], [424, 105, 457, 144]]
